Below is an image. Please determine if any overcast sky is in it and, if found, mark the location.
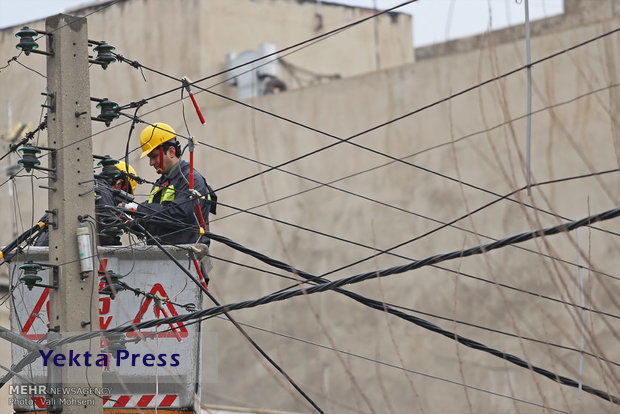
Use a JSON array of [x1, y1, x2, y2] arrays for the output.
[[0, 0, 564, 47]]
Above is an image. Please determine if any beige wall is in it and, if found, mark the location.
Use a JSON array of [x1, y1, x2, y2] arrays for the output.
[[0, 0, 619, 413], [195, 11, 620, 413]]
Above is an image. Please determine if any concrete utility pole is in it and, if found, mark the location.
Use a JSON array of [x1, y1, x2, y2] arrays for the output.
[[46, 14, 103, 413]]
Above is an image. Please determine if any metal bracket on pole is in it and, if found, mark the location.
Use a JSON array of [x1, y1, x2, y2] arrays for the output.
[[41, 92, 56, 112], [29, 263, 59, 290], [45, 209, 58, 229]]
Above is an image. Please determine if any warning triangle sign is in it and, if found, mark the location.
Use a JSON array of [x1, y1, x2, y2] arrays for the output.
[[21, 259, 109, 340], [128, 283, 188, 341], [21, 288, 49, 340]]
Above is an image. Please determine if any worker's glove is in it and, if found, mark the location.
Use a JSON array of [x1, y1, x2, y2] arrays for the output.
[[117, 202, 138, 223], [125, 202, 138, 212], [118, 202, 138, 211]]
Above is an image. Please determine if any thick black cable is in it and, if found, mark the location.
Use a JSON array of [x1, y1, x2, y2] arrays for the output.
[[132, 207, 620, 404], [215, 200, 620, 320], [0, 118, 48, 162], [146, 252, 620, 368], [99, 168, 620, 322], [214, 168, 620, 282], [137, 233, 608, 360], [8, 207, 619, 403], [315, 180, 617, 282], [134, 224, 324, 414], [0, 222, 45, 262]]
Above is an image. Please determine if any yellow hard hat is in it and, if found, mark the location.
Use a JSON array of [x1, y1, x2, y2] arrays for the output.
[[114, 161, 137, 194], [139, 122, 176, 159]]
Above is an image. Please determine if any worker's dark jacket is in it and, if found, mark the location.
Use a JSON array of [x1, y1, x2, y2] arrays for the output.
[[137, 160, 215, 245], [34, 178, 122, 246]]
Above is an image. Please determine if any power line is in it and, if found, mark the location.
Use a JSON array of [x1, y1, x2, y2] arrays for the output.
[[12, 58, 46, 78], [98, 12, 620, 248], [203, 82, 620, 240], [24, 0, 417, 160], [90, 116, 620, 282], [23, 44, 620, 255], [210, 158, 620, 282], [210, 26, 620, 193], [151, 252, 620, 368], [106, 162, 620, 298], [88, 157, 620, 319], [3, 5, 616, 404], [315, 177, 620, 281], [10, 9, 618, 204], [210, 82, 619, 226], [143, 311, 573, 414], [214, 198, 620, 320], [10, 206, 619, 403], [0, 53, 23, 73], [6, 163, 615, 327]]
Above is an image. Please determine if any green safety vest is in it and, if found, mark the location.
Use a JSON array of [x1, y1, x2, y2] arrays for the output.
[[148, 184, 176, 203]]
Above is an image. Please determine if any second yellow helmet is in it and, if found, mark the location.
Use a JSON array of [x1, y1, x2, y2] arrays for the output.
[[114, 161, 137, 194]]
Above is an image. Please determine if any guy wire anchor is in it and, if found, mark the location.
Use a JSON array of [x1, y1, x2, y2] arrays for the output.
[[181, 76, 206, 125]]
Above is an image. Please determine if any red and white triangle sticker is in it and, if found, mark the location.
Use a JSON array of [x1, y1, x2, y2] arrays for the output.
[[21, 288, 49, 340], [128, 283, 188, 341], [22, 260, 110, 340]]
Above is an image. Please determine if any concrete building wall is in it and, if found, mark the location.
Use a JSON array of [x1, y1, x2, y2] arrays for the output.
[[0, 0, 619, 413], [191, 9, 620, 413]]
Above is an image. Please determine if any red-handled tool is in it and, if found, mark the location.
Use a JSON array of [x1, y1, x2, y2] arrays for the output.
[[181, 76, 206, 125]]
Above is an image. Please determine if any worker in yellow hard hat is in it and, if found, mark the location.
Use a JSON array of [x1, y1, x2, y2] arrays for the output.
[[113, 160, 137, 195], [35, 159, 139, 247], [135, 122, 216, 246]]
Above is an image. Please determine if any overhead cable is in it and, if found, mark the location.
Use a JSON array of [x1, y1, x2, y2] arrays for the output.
[[215, 199, 620, 320], [109, 162, 620, 290], [212, 169, 620, 283], [148, 252, 620, 367], [206, 26, 620, 192], [8, 206, 619, 403]]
